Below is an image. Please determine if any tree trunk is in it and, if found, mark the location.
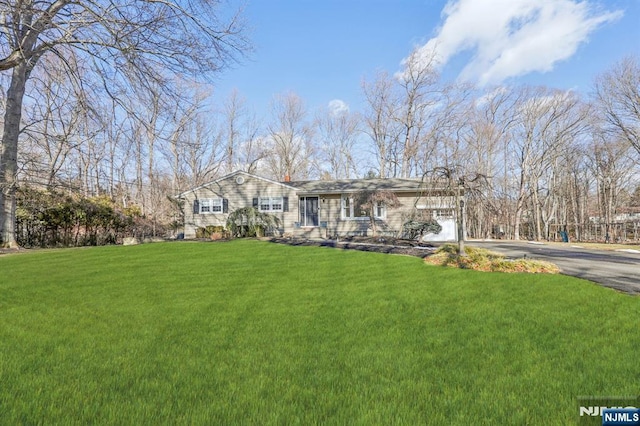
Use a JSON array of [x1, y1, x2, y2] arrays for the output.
[[532, 186, 542, 241], [0, 63, 30, 248], [513, 175, 527, 241]]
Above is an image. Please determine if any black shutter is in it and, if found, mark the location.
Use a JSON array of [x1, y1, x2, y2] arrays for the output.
[[193, 199, 200, 214], [283, 196, 289, 212], [252, 198, 259, 208], [223, 198, 229, 213]]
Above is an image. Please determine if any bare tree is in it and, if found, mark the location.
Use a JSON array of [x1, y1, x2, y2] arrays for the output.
[[362, 71, 399, 178], [123, 88, 166, 215], [163, 83, 212, 194], [182, 113, 224, 187], [464, 87, 520, 239], [20, 54, 98, 189], [587, 132, 636, 242], [394, 46, 442, 178], [221, 89, 243, 174], [237, 121, 266, 175], [266, 92, 316, 180], [0, 0, 248, 246], [219, 89, 266, 175], [532, 93, 589, 241], [554, 141, 592, 241], [17, 51, 113, 198], [593, 56, 640, 157], [103, 104, 129, 201], [508, 87, 588, 240], [316, 105, 360, 179], [362, 49, 465, 180]]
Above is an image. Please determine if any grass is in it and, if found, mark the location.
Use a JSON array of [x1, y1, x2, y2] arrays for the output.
[[426, 243, 561, 273], [0, 240, 638, 425]]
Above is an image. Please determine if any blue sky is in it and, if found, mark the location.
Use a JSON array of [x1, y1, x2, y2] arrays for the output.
[[215, 0, 640, 117]]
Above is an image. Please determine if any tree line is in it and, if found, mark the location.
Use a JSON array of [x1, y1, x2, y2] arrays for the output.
[[1, 2, 638, 246]]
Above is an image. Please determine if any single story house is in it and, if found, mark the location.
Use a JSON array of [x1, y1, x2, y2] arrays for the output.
[[175, 170, 460, 241]]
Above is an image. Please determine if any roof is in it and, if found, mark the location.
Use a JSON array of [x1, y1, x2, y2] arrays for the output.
[[175, 170, 298, 197], [287, 177, 434, 194], [176, 170, 453, 198]]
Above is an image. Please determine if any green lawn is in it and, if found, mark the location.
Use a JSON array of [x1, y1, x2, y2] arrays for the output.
[[0, 240, 638, 425]]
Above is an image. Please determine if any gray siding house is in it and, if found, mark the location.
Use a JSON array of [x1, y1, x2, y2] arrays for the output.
[[176, 170, 458, 241]]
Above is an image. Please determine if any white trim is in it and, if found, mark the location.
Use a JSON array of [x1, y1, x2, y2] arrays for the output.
[[199, 198, 224, 214], [258, 196, 283, 212]]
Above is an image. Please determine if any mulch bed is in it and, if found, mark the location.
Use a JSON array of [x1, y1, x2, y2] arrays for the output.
[[269, 236, 438, 258]]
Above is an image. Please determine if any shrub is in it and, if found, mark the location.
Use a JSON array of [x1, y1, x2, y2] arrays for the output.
[[195, 225, 228, 239], [226, 207, 280, 238], [425, 244, 559, 274], [15, 187, 154, 247], [402, 219, 443, 240], [401, 209, 443, 240]]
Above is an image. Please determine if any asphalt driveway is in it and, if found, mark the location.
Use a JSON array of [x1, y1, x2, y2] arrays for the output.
[[467, 240, 640, 295]]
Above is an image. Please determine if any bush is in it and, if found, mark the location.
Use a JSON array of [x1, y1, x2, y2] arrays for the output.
[[15, 186, 163, 248], [425, 244, 560, 274], [226, 207, 280, 238], [195, 226, 228, 239], [402, 218, 442, 240]]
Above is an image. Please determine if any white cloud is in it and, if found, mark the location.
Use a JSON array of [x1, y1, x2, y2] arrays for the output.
[[420, 0, 623, 85], [328, 99, 349, 115]]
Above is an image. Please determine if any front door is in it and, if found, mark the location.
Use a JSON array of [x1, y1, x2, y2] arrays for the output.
[[299, 197, 319, 227]]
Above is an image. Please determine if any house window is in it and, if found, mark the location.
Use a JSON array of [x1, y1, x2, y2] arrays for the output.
[[341, 195, 385, 220], [258, 197, 284, 212], [416, 204, 454, 220], [434, 209, 455, 219], [201, 198, 222, 213], [195, 198, 227, 214]]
